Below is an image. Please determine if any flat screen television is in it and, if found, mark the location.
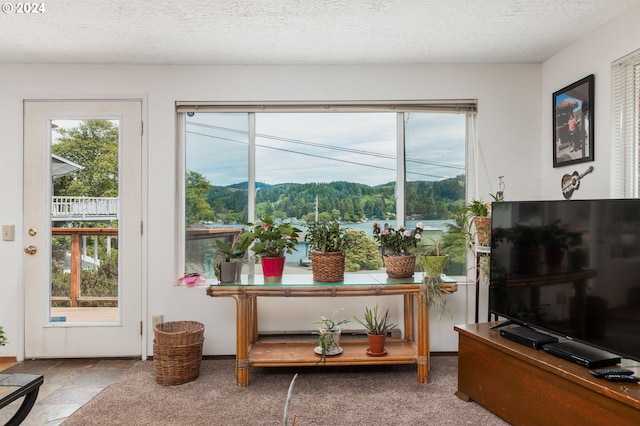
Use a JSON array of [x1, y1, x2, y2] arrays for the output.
[[489, 199, 640, 362]]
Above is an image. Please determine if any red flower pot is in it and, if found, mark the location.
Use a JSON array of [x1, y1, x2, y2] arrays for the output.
[[261, 256, 285, 283]]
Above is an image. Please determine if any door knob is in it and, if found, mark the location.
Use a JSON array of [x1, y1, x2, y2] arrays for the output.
[[24, 245, 37, 255]]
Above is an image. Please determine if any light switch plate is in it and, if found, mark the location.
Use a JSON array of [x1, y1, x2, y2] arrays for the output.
[[2, 225, 15, 241]]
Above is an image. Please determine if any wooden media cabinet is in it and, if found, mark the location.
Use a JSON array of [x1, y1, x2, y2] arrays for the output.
[[455, 322, 640, 425]]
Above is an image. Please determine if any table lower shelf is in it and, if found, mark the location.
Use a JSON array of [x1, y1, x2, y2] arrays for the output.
[[250, 338, 417, 367]]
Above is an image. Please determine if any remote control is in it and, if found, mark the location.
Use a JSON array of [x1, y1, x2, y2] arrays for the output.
[[603, 374, 640, 382], [589, 368, 635, 377]]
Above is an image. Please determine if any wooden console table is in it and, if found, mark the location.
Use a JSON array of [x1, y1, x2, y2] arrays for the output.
[[206, 273, 455, 387], [455, 322, 640, 425]]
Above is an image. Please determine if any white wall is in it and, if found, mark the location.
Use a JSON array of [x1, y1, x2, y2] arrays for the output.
[[0, 63, 542, 357], [541, 2, 640, 199]]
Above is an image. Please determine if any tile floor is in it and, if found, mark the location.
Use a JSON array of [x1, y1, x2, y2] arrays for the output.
[[0, 358, 139, 426]]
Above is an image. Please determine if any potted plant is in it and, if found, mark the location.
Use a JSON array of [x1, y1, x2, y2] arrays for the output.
[[413, 238, 448, 278], [413, 239, 456, 316], [305, 220, 356, 282], [0, 325, 6, 346], [458, 198, 492, 247], [312, 309, 349, 363], [214, 231, 252, 283], [372, 222, 424, 278], [353, 304, 397, 356], [244, 215, 301, 283]]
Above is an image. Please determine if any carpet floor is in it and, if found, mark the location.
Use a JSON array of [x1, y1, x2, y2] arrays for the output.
[[62, 356, 509, 425]]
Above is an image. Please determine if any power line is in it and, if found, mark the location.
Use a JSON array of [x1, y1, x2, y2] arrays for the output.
[[187, 121, 464, 172], [187, 130, 450, 179]]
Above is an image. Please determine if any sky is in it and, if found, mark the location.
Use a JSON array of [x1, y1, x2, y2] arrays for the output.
[[185, 112, 466, 187]]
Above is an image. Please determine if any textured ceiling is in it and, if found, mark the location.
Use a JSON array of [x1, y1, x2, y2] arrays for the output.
[[1, 0, 638, 65]]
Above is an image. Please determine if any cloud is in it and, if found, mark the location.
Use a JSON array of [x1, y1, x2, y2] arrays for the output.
[[185, 111, 465, 187]]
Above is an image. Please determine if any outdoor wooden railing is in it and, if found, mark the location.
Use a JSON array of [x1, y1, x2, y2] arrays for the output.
[[52, 227, 243, 307], [51, 227, 119, 307]]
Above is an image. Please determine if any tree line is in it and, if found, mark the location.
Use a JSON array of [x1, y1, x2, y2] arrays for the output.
[[187, 172, 466, 226]]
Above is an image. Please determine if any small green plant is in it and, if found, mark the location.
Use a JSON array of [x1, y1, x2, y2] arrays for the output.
[[0, 326, 7, 346], [312, 309, 349, 363], [215, 231, 252, 261], [305, 220, 355, 253], [412, 237, 444, 258], [411, 239, 453, 317], [353, 304, 396, 336]]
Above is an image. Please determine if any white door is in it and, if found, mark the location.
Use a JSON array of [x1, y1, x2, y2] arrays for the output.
[[24, 100, 143, 358]]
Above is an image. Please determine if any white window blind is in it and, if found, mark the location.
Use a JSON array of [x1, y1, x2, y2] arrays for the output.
[[611, 50, 640, 198]]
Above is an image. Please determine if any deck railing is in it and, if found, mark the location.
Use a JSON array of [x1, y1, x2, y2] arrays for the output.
[[52, 196, 118, 221], [51, 227, 119, 307], [52, 227, 243, 306]]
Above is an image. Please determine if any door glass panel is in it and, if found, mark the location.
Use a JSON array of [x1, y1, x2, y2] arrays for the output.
[[50, 119, 120, 323]]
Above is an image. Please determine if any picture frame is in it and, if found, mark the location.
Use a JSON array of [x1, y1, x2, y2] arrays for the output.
[[553, 74, 594, 168]]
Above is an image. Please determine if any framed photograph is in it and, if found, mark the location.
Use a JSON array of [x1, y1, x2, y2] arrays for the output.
[[553, 74, 594, 168]]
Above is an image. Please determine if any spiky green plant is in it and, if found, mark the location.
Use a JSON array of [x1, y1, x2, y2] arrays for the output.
[[353, 304, 396, 335]]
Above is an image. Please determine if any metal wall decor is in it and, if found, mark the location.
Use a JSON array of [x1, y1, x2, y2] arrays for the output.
[[561, 165, 593, 199]]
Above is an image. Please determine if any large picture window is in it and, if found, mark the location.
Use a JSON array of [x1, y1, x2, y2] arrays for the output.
[[177, 102, 474, 283]]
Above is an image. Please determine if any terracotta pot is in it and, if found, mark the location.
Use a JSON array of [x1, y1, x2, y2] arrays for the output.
[[474, 216, 492, 246], [367, 333, 387, 356], [261, 256, 285, 283]]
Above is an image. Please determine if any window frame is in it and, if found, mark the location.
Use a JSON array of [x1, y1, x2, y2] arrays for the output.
[[176, 101, 477, 284]]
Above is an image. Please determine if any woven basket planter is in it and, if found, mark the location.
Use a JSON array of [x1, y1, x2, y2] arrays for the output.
[[153, 321, 205, 386], [310, 251, 345, 282], [383, 254, 416, 278]]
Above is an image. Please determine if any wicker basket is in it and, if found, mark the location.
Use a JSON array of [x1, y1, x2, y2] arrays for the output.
[[153, 321, 205, 386], [310, 251, 345, 282], [384, 254, 416, 278], [154, 321, 204, 346]]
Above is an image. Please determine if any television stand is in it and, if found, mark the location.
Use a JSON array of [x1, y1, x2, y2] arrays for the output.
[[455, 322, 640, 425]]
